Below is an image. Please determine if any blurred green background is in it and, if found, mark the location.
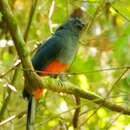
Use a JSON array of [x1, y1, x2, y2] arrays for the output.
[[1, 0, 130, 130]]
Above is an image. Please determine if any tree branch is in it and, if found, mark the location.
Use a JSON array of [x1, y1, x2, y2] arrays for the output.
[[41, 77, 130, 115]]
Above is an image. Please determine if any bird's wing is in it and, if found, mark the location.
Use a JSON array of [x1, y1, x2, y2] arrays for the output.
[[32, 35, 64, 71]]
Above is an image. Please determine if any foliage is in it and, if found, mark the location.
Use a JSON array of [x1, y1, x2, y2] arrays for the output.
[[0, 0, 130, 130]]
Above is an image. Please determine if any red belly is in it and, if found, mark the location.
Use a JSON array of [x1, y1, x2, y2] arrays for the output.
[[34, 60, 69, 99], [42, 60, 69, 75]]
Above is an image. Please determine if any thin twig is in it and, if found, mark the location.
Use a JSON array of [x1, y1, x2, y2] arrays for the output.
[[0, 68, 19, 120], [79, 105, 101, 128], [48, 0, 55, 33], [14, 66, 130, 75], [0, 60, 20, 79], [24, 0, 38, 41], [104, 113, 122, 130], [0, 65, 129, 79], [105, 68, 129, 97], [72, 96, 80, 129], [85, 0, 105, 32], [111, 5, 130, 22], [0, 110, 26, 127]]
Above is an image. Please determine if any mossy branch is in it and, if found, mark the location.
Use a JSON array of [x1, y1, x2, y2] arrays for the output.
[[0, 0, 130, 116]]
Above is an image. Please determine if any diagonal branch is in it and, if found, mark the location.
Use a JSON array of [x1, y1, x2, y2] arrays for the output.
[[42, 77, 130, 115]]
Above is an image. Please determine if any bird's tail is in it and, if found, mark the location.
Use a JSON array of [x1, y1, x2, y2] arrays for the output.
[[23, 88, 36, 130], [27, 97, 32, 130], [26, 96, 36, 130]]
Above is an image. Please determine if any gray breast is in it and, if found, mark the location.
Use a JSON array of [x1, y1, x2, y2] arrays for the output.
[[57, 34, 79, 64]]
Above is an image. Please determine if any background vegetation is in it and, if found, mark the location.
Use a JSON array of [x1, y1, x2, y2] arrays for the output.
[[0, 0, 130, 130]]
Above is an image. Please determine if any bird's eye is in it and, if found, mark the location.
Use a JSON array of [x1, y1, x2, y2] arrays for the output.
[[58, 26, 64, 30], [74, 19, 84, 30], [56, 25, 64, 32]]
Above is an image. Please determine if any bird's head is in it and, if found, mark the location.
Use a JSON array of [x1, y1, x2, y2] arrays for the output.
[[69, 18, 85, 33], [56, 8, 85, 35], [67, 7, 85, 34]]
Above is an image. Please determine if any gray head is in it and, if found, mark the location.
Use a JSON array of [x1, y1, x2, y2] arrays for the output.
[[56, 18, 85, 35], [70, 18, 85, 33]]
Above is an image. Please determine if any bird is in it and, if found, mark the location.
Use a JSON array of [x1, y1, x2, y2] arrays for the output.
[[23, 8, 85, 130]]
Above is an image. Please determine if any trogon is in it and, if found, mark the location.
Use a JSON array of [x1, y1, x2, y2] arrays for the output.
[[23, 9, 85, 130]]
